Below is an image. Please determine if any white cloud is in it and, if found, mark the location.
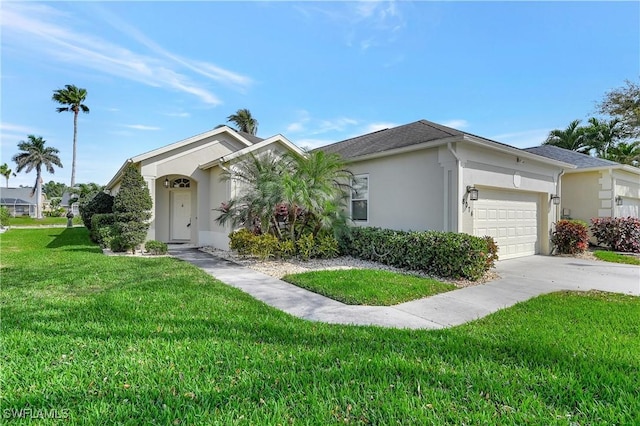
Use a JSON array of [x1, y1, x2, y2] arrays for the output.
[[164, 112, 191, 118], [123, 124, 161, 131], [441, 119, 469, 129], [490, 128, 551, 149], [297, 0, 405, 51], [0, 3, 252, 105]]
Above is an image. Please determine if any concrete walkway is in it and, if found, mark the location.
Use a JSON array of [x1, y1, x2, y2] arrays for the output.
[[169, 247, 640, 330]]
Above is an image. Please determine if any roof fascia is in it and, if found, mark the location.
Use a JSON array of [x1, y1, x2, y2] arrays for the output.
[[564, 164, 640, 175]]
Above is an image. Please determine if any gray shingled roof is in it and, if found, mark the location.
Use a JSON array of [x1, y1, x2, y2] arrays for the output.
[[523, 145, 620, 169], [0, 187, 37, 203], [237, 131, 264, 145], [317, 120, 464, 159]]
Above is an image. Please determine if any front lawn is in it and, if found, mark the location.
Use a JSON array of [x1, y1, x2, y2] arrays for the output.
[[282, 269, 456, 305], [5, 215, 82, 227], [594, 250, 640, 265], [1, 228, 639, 424]]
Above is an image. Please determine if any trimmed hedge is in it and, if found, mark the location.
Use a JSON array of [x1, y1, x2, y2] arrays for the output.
[[551, 220, 589, 254], [591, 217, 640, 253], [228, 229, 340, 261], [79, 192, 114, 230], [341, 227, 498, 281], [90, 213, 116, 247]]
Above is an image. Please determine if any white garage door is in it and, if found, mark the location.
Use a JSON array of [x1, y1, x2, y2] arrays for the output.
[[618, 197, 640, 218], [473, 189, 539, 259]]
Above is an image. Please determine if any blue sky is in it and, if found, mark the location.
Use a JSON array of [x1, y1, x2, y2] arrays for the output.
[[1, 1, 638, 188]]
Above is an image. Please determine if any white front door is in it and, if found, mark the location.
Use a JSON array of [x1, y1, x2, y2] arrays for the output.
[[171, 191, 191, 241]]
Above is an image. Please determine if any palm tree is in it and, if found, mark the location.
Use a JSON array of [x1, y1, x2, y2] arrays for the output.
[[544, 119, 588, 152], [0, 163, 15, 188], [12, 135, 63, 219], [605, 141, 640, 166], [583, 117, 622, 158], [216, 150, 351, 242], [227, 108, 258, 135], [52, 84, 89, 188]]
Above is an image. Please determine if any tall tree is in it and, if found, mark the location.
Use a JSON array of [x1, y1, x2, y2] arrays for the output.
[[596, 79, 640, 140], [583, 117, 623, 158], [0, 163, 15, 188], [12, 135, 63, 219], [543, 119, 588, 152], [604, 141, 640, 166], [52, 84, 90, 188], [42, 180, 67, 198], [227, 108, 258, 135]]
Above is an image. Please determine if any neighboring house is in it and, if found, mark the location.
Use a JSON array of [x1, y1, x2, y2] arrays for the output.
[[523, 145, 640, 221], [60, 192, 80, 216], [0, 187, 45, 217], [105, 126, 304, 249], [318, 120, 576, 260]]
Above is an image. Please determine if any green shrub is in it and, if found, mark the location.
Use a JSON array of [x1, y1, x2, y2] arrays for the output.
[[341, 227, 497, 281], [90, 213, 116, 245], [113, 164, 152, 253], [251, 234, 279, 260], [314, 234, 339, 259], [591, 217, 640, 253], [229, 229, 256, 256], [296, 233, 315, 261], [96, 226, 114, 249], [551, 220, 589, 254], [278, 239, 296, 259], [44, 208, 66, 217], [109, 235, 126, 253], [79, 191, 114, 230], [0, 206, 10, 227], [145, 240, 168, 255]]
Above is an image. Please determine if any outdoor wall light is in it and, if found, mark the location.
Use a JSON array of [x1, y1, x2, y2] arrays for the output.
[[164, 178, 170, 189], [550, 194, 561, 205], [615, 195, 623, 206], [466, 186, 479, 201]]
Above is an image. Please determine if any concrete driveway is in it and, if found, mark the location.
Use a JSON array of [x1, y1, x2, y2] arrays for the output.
[[171, 248, 639, 330], [395, 255, 640, 327]]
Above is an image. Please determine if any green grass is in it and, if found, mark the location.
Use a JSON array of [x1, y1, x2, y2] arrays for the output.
[[282, 269, 456, 305], [2, 228, 639, 425], [6, 216, 82, 226], [594, 250, 640, 265]]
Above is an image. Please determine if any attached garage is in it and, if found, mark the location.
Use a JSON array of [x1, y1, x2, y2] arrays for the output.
[[472, 188, 540, 259]]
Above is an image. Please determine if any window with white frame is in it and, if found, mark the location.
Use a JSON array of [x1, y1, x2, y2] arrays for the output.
[[351, 175, 368, 221]]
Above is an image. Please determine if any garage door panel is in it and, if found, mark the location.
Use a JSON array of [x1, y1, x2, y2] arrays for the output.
[[473, 189, 540, 260]]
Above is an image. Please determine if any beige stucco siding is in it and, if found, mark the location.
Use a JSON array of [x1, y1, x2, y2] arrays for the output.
[[199, 166, 232, 249], [347, 149, 444, 231], [561, 172, 600, 223]]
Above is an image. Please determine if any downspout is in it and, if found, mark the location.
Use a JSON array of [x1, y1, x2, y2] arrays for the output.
[[447, 142, 462, 232], [555, 169, 565, 222]]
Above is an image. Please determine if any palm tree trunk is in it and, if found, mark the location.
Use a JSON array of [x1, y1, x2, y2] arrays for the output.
[[71, 110, 78, 188], [35, 168, 43, 219]]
